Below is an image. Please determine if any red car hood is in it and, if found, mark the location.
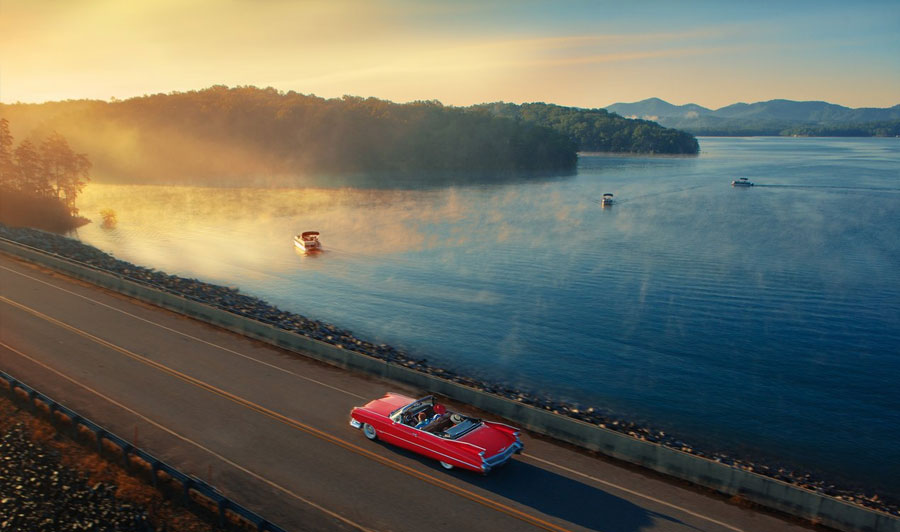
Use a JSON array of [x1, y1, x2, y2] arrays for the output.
[[361, 393, 415, 417], [457, 423, 517, 454]]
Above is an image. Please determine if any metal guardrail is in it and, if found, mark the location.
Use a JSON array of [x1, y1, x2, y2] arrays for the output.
[[3, 235, 898, 532], [0, 236, 320, 334], [1, 370, 288, 532], [0, 236, 253, 318]]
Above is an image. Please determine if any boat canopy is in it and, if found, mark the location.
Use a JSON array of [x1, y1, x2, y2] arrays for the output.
[[603, 193, 614, 197], [301, 231, 320, 238]]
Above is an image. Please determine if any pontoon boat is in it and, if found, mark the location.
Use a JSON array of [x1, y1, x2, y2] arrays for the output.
[[294, 231, 322, 252]]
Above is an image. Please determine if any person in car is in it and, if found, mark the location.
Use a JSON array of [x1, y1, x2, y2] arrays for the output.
[[415, 411, 431, 429], [414, 404, 447, 429]]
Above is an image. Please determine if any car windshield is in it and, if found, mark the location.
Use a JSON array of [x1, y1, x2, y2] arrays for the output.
[[390, 396, 433, 423]]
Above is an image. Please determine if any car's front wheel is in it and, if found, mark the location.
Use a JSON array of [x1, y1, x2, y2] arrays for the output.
[[439, 461, 454, 470], [362, 423, 378, 440]]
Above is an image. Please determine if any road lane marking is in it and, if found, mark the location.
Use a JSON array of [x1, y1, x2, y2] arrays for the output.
[[0, 263, 367, 400], [1, 296, 572, 532], [2, 258, 748, 532], [521, 454, 746, 532], [0, 340, 374, 532]]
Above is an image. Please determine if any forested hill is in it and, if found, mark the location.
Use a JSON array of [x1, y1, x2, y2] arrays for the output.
[[1, 86, 697, 186], [1, 87, 579, 184], [475, 102, 700, 155]]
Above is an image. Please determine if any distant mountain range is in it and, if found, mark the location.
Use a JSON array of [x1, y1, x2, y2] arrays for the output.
[[605, 98, 900, 136]]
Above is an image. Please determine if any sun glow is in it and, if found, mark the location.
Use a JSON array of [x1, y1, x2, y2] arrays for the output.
[[1, 0, 897, 108]]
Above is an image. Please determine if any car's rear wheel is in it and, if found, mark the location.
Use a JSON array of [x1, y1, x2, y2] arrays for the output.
[[362, 423, 377, 440], [439, 461, 454, 470]]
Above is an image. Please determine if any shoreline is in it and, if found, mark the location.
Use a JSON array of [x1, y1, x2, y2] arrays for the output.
[[1, 223, 896, 516]]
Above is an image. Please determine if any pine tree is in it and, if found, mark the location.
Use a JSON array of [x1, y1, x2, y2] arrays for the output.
[[0, 119, 15, 186], [13, 140, 52, 197], [40, 131, 92, 215]]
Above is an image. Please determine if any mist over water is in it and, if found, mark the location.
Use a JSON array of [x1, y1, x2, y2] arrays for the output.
[[74, 137, 900, 496]]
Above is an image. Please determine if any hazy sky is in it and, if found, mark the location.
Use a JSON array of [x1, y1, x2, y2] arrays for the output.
[[1, 0, 898, 109]]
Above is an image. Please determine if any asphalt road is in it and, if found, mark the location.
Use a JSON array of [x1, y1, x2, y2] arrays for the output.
[[0, 253, 813, 532]]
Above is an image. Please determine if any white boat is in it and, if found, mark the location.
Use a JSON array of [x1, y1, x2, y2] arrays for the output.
[[731, 177, 754, 187], [294, 231, 322, 252], [601, 193, 615, 206]]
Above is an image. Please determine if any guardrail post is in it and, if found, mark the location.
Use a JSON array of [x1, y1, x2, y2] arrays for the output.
[[8, 380, 20, 402], [121, 443, 133, 469], [96, 430, 106, 454], [217, 499, 227, 528], [183, 478, 194, 506], [151, 460, 160, 489]]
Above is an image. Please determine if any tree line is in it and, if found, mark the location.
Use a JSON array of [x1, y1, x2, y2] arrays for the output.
[[474, 102, 700, 154], [666, 119, 900, 137], [0, 118, 92, 231], [779, 120, 900, 137], [0, 86, 701, 187], [1, 87, 577, 185]]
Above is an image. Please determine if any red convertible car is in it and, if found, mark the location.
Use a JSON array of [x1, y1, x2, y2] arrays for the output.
[[349, 393, 523, 473]]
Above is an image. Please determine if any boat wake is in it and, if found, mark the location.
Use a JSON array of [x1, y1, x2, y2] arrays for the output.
[[597, 183, 711, 205], [755, 184, 900, 192]]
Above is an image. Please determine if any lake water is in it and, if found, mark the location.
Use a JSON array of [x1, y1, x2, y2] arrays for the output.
[[73, 137, 900, 496]]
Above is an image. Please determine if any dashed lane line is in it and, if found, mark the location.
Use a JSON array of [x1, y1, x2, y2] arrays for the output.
[[3, 258, 747, 532], [0, 340, 374, 532], [1, 296, 573, 532], [0, 263, 367, 400]]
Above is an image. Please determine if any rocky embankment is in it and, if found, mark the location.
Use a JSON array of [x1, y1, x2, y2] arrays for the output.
[[0, 422, 154, 532], [0, 393, 214, 532], [1, 224, 896, 517]]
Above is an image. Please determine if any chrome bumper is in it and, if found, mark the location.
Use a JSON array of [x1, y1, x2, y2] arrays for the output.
[[349, 418, 362, 429], [482, 440, 523, 471]]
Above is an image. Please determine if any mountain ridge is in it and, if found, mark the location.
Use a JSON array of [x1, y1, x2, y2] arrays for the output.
[[606, 98, 900, 136]]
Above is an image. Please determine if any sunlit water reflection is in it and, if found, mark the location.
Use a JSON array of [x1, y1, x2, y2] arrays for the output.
[[74, 137, 900, 495]]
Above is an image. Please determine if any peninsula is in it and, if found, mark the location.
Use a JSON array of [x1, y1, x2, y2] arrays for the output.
[[1, 86, 698, 188]]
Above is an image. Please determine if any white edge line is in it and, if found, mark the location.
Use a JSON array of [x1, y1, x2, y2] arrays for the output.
[[0, 263, 367, 400], [0, 340, 376, 532], [522, 453, 746, 532], [3, 258, 746, 532]]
